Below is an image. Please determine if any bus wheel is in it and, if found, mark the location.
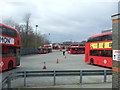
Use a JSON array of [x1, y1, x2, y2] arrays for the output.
[[8, 61, 13, 70], [90, 59, 94, 65]]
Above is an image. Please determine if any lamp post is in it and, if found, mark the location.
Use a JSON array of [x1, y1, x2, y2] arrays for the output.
[[48, 33, 50, 44], [35, 25, 38, 48]]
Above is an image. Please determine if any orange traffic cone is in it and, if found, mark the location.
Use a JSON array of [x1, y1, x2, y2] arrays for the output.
[[43, 62, 46, 69], [56, 58, 59, 64]]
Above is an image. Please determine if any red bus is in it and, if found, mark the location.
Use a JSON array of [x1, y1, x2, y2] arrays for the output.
[[67, 43, 85, 54], [67, 46, 85, 54], [43, 44, 52, 52], [53, 45, 60, 50], [42, 47, 51, 53], [84, 32, 112, 68], [70, 43, 85, 47], [0, 24, 21, 71], [53, 45, 65, 50], [37, 48, 47, 54]]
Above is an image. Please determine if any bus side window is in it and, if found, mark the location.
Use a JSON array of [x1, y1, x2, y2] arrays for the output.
[[107, 50, 112, 57], [90, 50, 98, 56], [101, 34, 112, 41]]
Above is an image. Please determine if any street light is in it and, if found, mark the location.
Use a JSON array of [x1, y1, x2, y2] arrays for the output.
[[48, 33, 50, 44], [36, 25, 38, 35], [35, 25, 38, 48]]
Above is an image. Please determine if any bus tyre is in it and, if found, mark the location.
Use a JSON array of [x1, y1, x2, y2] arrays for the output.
[[90, 59, 94, 65], [8, 61, 13, 70]]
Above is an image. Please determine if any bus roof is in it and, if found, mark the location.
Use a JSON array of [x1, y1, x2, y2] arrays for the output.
[[0, 23, 18, 32], [0, 23, 21, 46], [70, 43, 84, 45], [88, 32, 112, 38], [69, 46, 85, 48]]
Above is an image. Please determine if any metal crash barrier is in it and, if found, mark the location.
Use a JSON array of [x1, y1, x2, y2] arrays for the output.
[[2, 70, 112, 88]]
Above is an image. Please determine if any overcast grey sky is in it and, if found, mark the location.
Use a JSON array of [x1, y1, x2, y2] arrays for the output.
[[0, 0, 119, 43]]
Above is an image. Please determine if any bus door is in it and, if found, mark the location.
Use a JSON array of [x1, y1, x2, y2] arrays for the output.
[[16, 47, 20, 66]]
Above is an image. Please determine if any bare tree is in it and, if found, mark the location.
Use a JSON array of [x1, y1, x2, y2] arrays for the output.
[[23, 13, 32, 48], [3, 18, 18, 28], [2, 14, 50, 49], [24, 13, 31, 33]]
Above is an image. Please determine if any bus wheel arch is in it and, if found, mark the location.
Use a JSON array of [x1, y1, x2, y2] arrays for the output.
[[90, 58, 94, 65], [8, 60, 14, 70]]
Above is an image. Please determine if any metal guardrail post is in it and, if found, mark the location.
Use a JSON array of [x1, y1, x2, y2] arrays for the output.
[[104, 70, 107, 82], [53, 70, 56, 85], [80, 70, 82, 83], [24, 71, 27, 87], [7, 76, 11, 88]]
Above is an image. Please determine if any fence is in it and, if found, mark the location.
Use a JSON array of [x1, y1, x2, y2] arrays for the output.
[[2, 70, 112, 88], [20, 48, 39, 55]]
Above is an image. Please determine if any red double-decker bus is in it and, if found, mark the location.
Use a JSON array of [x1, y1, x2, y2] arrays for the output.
[[53, 45, 60, 50], [43, 44, 52, 53], [67, 43, 85, 54], [37, 48, 47, 54], [53, 45, 65, 50], [84, 32, 112, 68], [70, 43, 85, 47], [0, 24, 21, 71]]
